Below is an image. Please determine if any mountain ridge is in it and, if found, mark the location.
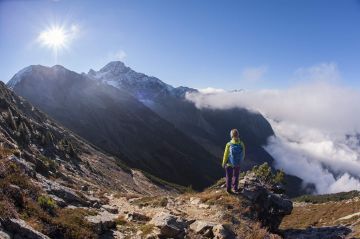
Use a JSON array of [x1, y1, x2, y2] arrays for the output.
[[7, 61, 308, 196], [7, 64, 224, 190]]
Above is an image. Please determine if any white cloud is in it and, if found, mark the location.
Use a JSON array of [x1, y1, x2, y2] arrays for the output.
[[198, 87, 226, 94], [186, 63, 360, 194], [108, 49, 127, 61], [241, 66, 267, 82], [187, 82, 360, 133], [294, 62, 341, 83]]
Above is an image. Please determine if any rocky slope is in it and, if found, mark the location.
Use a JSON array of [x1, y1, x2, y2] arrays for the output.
[[7, 65, 222, 190], [0, 80, 179, 238]]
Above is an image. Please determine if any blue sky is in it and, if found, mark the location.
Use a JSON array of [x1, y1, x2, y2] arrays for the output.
[[1, 0, 360, 90]]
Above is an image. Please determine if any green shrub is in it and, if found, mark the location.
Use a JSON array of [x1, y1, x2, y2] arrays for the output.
[[249, 163, 286, 185], [273, 169, 285, 184], [37, 195, 57, 212]]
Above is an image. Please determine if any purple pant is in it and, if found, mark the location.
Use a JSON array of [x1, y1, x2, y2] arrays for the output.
[[225, 166, 240, 191]]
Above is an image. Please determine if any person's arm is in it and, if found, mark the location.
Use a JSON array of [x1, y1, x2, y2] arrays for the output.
[[241, 141, 246, 161], [222, 143, 230, 167]]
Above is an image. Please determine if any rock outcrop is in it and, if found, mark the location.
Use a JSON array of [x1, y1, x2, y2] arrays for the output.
[[0, 218, 50, 239], [239, 173, 293, 232], [149, 212, 188, 238], [85, 211, 118, 235]]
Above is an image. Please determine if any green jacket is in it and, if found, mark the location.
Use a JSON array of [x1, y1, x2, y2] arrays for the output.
[[222, 138, 245, 167]]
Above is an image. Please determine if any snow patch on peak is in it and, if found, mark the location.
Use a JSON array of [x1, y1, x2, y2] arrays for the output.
[[99, 61, 129, 75], [88, 61, 175, 99]]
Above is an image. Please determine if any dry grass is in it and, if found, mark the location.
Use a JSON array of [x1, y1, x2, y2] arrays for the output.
[[0, 147, 16, 158], [281, 199, 360, 229], [131, 196, 168, 208], [114, 192, 140, 200], [115, 215, 127, 225], [139, 223, 155, 237]]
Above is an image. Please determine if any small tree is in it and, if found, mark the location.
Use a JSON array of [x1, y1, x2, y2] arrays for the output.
[[274, 169, 285, 184], [253, 162, 272, 183], [249, 163, 286, 185]]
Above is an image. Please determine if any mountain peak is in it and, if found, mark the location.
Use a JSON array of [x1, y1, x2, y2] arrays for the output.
[[99, 61, 129, 74], [7, 65, 34, 89]]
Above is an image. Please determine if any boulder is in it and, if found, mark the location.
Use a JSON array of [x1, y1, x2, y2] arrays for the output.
[[0, 218, 50, 239], [189, 220, 216, 234], [86, 211, 117, 234], [213, 224, 231, 239], [125, 212, 150, 222], [47, 194, 67, 208], [101, 205, 119, 214], [240, 173, 293, 232], [40, 179, 90, 207], [0, 230, 11, 239], [149, 212, 188, 238]]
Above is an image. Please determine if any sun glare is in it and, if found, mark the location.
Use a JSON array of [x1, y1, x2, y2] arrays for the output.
[[39, 26, 67, 51], [37, 23, 78, 63]]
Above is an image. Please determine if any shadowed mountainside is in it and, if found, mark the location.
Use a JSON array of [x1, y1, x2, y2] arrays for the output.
[[7, 65, 223, 190]]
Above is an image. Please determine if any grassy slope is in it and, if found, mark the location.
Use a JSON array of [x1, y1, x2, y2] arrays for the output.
[[281, 191, 360, 237]]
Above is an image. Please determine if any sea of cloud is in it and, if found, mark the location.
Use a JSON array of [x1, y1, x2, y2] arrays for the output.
[[186, 63, 360, 194]]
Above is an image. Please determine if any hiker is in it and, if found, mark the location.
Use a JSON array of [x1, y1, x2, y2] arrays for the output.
[[222, 129, 245, 194]]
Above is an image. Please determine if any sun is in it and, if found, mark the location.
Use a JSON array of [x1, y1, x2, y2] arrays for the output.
[[38, 26, 67, 51], [37, 23, 78, 63]]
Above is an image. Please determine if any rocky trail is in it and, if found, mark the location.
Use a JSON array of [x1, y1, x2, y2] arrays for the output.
[[61, 173, 295, 239]]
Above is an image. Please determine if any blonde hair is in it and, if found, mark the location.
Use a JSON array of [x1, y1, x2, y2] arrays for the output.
[[230, 129, 239, 139]]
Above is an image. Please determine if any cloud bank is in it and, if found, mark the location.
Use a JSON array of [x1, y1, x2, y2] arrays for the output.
[[186, 63, 360, 194]]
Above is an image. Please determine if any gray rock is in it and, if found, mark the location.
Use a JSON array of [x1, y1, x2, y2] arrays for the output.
[[9, 155, 36, 178], [126, 212, 150, 222], [240, 173, 293, 232], [47, 194, 67, 208], [81, 185, 89, 191], [0, 230, 11, 239], [0, 218, 50, 239], [101, 205, 119, 214], [213, 224, 231, 239], [45, 181, 90, 207], [149, 212, 188, 238], [86, 211, 117, 234], [189, 220, 216, 234]]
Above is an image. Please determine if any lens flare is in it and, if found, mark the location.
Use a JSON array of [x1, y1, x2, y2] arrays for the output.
[[37, 23, 78, 63], [38, 26, 67, 51]]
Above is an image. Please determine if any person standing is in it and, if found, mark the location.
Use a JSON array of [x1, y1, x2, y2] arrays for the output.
[[222, 129, 245, 194]]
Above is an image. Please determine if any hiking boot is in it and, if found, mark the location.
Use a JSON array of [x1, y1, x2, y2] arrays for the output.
[[233, 189, 240, 194], [226, 189, 233, 195]]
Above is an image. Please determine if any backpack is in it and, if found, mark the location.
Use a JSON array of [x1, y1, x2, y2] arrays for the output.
[[228, 142, 243, 166]]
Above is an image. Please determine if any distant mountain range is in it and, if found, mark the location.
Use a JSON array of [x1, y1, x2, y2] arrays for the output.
[[7, 61, 307, 195]]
